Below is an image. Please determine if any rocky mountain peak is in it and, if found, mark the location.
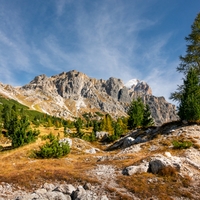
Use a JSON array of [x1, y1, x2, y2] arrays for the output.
[[0, 70, 178, 125], [125, 79, 152, 96]]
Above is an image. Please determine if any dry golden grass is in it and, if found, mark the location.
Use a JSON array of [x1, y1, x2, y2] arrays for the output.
[[0, 125, 117, 193], [0, 123, 198, 199], [0, 144, 99, 190], [116, 173, 193, 199]]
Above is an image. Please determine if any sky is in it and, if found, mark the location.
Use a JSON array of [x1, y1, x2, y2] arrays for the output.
[[0, 0, 199, 104]]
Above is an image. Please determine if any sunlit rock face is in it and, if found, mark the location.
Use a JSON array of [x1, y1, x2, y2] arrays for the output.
[[0, 70, 178, 125]]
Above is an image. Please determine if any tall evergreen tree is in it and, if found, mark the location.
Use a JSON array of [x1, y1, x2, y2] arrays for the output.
[[2, 104, 11, 129], [178, 68, 200, 121], [128, 97, 154, 129], [128, 97, 144, 129], [100, 114, 113, 132], [177, 13, 200, 74], [74, 118, 84, 138], [171, 13, 200, 101], [142, 104, 154, 128]]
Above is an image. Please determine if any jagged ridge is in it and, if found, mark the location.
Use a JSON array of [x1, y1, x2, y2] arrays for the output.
[[0, 70, 178, 125]]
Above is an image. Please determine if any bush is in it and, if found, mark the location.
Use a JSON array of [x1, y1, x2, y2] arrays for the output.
[[172, 140, 193, 149], [34, 139, 70, 159], [82, 132, 96, 142]]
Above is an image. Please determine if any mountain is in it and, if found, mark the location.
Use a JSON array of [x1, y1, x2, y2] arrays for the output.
[[0, 70, 178, 125]]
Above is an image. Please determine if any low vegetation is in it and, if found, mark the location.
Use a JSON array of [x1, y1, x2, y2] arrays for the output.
[[33, 138, 70, 159], [172, 140, 193, 149]]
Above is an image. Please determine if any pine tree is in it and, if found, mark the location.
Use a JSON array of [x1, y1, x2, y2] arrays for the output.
[[2, 104, 11, 129], [178, 68, 200, 121], [142, 104, 154, 128], [177, 13, 200, 74], [128, 98, 154, 129], [100, 114, 113, 133], [92, 120, 100, 133], [74, 118, 84, 138], [128, 97, 145, 129], [171, 13, 200, 101]]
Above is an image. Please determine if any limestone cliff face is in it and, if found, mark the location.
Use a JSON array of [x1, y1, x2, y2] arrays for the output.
[[0, 70, 178, 125]]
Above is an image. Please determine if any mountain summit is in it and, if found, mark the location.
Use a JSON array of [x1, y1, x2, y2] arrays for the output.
[[0, 70, 178, 125]]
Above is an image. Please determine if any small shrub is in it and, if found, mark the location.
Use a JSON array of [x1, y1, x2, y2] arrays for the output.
[[172, 140, 193, 149], [34, 139, 70, 159], [47, 132, 56, 142], [41, 135, 48, 140], [82, 132, 96, 142]]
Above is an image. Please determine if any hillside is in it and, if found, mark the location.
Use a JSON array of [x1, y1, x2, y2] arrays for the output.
[[0, 77, 199, 199], [0, 122, 200, 199], [0, 70, 178, 126]]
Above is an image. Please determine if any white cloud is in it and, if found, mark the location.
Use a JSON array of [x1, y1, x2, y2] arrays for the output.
[[0, 0, 185, 103]]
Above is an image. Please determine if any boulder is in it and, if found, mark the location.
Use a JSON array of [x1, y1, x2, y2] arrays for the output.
[[46, 191, 71, 200], [85, 148, 97, 154], [71, 186, 87, 200], [43, 183, 55, 191], [148, 159, 165, 174], [122, 162, 149, 175], [123, 137, 135, 148], [95, 132, 109, 140], [134, 136, 147, 144], [53, 184, 76, 195]]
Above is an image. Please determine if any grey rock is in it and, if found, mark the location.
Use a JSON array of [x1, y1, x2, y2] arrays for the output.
[[95, 132, 109, 140], [122, 162, 149, 175], [134, 136, 147, 144], [105, 77, 123, 100], [71, 186, 87, 200], [43, 183, 56, 191], [148, 159, 165, 174], [99, 195, 109, 200], [118, 87, 131, 103], [35, 188, 47, 195], [83, 183, 92, 190], [85, 148, 97, 154], [123, 137, 135, 148], [53, 184, 76, 195], [46, 191, 71, 200], [17, 70, 178, 126]]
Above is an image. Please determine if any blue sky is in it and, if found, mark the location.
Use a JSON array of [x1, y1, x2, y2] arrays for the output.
[[0, 0, 199, 103]]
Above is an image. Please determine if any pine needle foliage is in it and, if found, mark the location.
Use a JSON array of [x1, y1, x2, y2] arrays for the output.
[[128, 97, 154, 129], [34, 138, 70, 159], [178, 68, 200, 121], [171, 13, 200, 102]]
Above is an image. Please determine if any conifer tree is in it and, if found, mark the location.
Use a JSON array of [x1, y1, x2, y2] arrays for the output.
[[128, 97, 145, 129], [142, 104, 154, 128], [100, 114, 113, 132], [74, 118, 84, 138], [92, 120, 100, 133], [2, 104, 11, 129], [171, 13, 200, 101], [128, 97, 154, 129], [178, 68, 200, 121]]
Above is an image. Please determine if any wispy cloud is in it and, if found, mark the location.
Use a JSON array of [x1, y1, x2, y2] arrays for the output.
[[0, 0, 184, 102], [142, 36, 182, 101]]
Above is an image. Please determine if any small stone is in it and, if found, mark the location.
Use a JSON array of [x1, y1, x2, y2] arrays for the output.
[[165, 152, 171, 158]]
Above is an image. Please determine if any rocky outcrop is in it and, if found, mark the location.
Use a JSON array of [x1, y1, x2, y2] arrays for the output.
[[0, 70, 178, 125], [0, 183, 108, 200]]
